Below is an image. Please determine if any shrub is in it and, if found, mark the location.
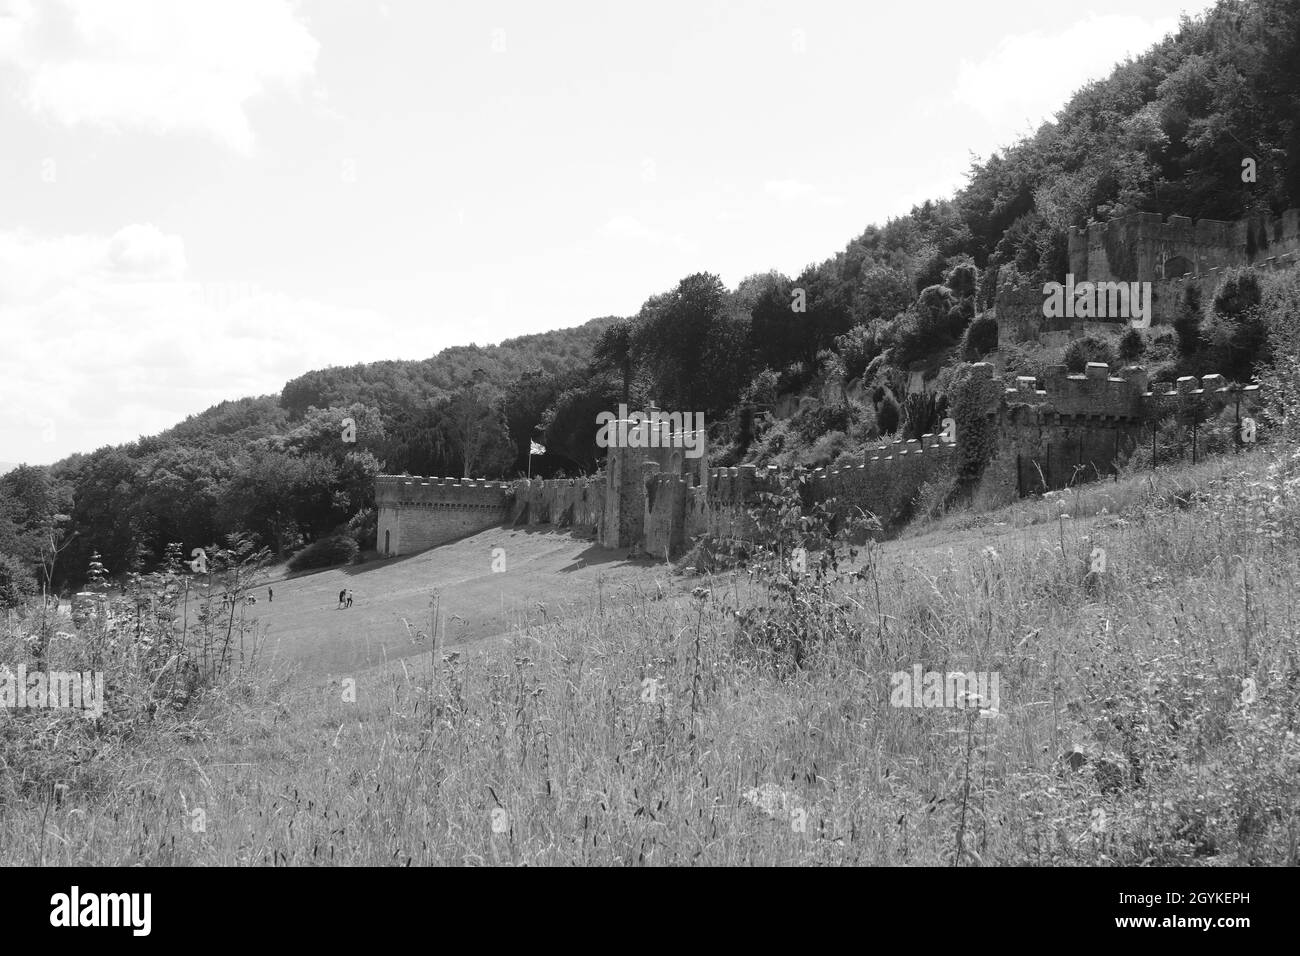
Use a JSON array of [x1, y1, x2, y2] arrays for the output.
[[944, 362, 1002, 482], [1257, 271, 1300, 440], [1213, 268, 1262, 319], [792, 401, 851, 444], [886, 286, 968, 366], [776, 361, 815, 396], [288, 536, 359, 572], [856, 266, 912, 323], [1206, 310, 1269, 381], [835, 321, 891, 381], [345, 509, 377, 550], [1173, 285, 1203, 355], [998, 345, 1046, 384], [944, 261, 978, 299], [961, 315, 999, 359], [875, 390, 901, 435], [735, 480, 878, 670], [900, 391, 943, 440], [806, 430, 850, 468], [1118, 327, 1145, 361], [1063, 336, 1114, 373], [916, 285, 956, 327], [0, 552, 35, 609], [746, 418, 796, 468]]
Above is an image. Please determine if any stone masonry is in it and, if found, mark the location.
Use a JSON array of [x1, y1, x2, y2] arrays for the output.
[[999, 207, 1300, 342], [376, 371, 1262, 558]]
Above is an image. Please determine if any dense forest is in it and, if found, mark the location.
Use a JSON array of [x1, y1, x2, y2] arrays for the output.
[[2, 0, 1297, 598]]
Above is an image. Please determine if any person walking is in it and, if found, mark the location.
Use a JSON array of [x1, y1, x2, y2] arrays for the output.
[[338, 589, 346, 608], [268, 587, 273, 603], [345, 589, 354, 608]]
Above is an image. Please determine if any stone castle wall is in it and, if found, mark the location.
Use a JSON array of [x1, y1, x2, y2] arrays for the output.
[[1068, 209, 1300, 284], [376, 369, 1262, 558], [979, 362, 1261, 500], [375, 476, 511, 556], [998, 208, 1300, 343], [510, 475, 606, 537]]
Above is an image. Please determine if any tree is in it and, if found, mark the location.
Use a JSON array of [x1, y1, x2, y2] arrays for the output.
[[1213, 268, 1262, 319], [1064, 337, 1115, 373], [591, 320, 635, 404], [855, 266, 913, 324], [501, 367, 578, 475], [633, 273, 735, 415], [836, 321, 893, 381], [39, 514, 78, 593], [1174, 285, 1204, 355], [961, 316, 1000, 360], [541, 374, 624, 473], [0, 552, 34, 609], [1118, 327, 1146, 361], [875, 388, 901, 435], [748, 272, 806, 375], [435, 382, 513, 479]]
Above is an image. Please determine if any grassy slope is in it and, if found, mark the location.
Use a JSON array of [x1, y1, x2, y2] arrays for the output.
[[4, 448, 1298, 865], [199, 528, 666, 676]]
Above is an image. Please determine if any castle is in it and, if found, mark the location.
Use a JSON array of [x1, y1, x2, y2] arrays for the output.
[[998, 207, 1300, 343], [375, 366, 1261, 559]]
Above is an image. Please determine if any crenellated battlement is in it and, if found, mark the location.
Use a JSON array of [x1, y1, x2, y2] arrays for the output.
[[1162, 249, 1300, 283], [1004, 363, 1149, 420], [376, 366, 1267, 559], [506, 475, 605, 533], [375, 474, 512, 506], [998, 363, 1259, 422], [375, 475, 513, 555], [1069, 207, 1300, 285]]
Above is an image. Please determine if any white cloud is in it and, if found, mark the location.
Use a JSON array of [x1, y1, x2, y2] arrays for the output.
[[762, 179, 845, 208], [599, 215, 698, 254], [764, 179, 816, 202], [954, 14, 1180, 136], [0, 0, 319, 154], [0, 226, 417, 464], [106, 223, 187, 278]]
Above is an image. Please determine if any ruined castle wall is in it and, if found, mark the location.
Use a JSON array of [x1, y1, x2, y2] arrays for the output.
[[652, 441, 959, 555], [1069, 208, 1300, 286], [376, 476, 511, 556], [994, 265, 1042, 345], [377, 365, 1264, 560], [1071, 212, 1234, 283], [643, 472, 687, 559], [809, 436, 959, 527], [977, 364, 1261, 504], [511, 476, 606, 537], [1154, 250, 1300, 323], [985, 406, 1143, 499], [1141, 374, 1262, 421]]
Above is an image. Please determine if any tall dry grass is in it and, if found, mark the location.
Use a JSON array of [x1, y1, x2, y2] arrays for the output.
[[2, 448, 1297, 865]]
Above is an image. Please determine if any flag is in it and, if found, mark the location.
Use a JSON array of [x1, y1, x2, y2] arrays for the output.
[[530, 441, 546, 456]]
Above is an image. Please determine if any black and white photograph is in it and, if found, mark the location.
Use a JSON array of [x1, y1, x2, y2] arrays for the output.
[[0, 0, 1295, 926]]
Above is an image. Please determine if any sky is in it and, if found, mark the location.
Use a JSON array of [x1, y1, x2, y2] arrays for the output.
[[0, 0, 1209, 466]]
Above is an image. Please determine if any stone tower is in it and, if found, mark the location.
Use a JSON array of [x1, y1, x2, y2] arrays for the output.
[[600, 405, 706, 550]]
